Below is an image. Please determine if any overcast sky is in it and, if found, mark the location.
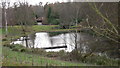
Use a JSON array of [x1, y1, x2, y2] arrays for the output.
[[1, 0, 119, 7], [1, 0, 68, 7], [13, 0, 67, 5]]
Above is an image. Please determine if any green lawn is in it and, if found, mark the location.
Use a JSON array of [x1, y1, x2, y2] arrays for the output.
[[32, 25, 77, 32], [2, 47, 86, 66], [1, 25, 78, 41], [1, 25, 60, 41], [1, 25, 77, 35], [1, 25, 59, 35], [32, 25, 59, 32]]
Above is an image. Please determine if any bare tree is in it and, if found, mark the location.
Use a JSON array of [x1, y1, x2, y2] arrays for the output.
[[11, 1, 35, 47], [2, 2, 7, 35], [87, 2, 119, 44], [49, 2, 119, 58]]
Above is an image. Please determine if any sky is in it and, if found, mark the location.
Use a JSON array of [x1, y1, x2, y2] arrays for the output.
[[1, 0, 120, 7], [1, 0, 68, 7]]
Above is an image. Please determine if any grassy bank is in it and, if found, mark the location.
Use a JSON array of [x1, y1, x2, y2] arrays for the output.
[[1, 25, 59, 43], [1, 25, 79, 35], [2, 47, 87, 66], [3, 44, 119, 66], [1, 25, 78, 44]]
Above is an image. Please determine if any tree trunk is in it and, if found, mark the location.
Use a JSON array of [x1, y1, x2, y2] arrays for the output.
[[75, 19, 78, 50], [25, 36, 28, 47]]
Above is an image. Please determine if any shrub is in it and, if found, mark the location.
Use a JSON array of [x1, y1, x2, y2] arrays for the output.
[[9, 45, 15, 49], [96, 59, 106, 65], [58, 50, 65, 56], [69, 50, 83, 61], [46, 52, 59, 57], [9, 44, 26, 52], [84, 55, 119, 66], [3, 41, 10, 47], [60, 53, 72, 61], [32, 48, 46, 55], [20, 48, 26, 52], [12, 48, 19, 51], [2, 38, 7, 41], [3, 43, 10, 47]]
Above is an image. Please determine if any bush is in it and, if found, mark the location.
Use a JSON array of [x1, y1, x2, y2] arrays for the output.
[[31, 48, 46, 55], [96, 59, 106, 65], [3, 41, 10, 47], [12, 48, 19, 51], [20, 48, 26, 52], [8, 44, 26, 52], [46, 52, 60, 57], [69, 50, 83, 61], [2, 38, 7, 41], [58, 50, 65, 56], [3, 43, 10, 47], [9, 45, 15, 49], [52, 19, 60, 25], [60, 53, 72, 61], [84, 55, 119, 66]]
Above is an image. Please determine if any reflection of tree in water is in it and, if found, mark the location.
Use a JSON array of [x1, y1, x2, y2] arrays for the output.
[[29, 33, 36, 48], [50, 39, 53, 46]]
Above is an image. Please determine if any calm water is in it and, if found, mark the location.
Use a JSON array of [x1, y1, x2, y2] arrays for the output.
[[11, 32, 91, 52]]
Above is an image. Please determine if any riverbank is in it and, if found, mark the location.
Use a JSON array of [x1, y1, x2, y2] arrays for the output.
[[1, 25, 82, 45], [2, 46, 87, 66], [3, 42, 119, 66], [1, 25, 78, 38]]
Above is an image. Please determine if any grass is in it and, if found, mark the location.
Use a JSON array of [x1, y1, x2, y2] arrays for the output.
[[2, 47, 86, 66], [1, 25, 60, 37], [32, 25, 78, 32], [1, 25, 78, 35], [32, 25, 59, 32], [1, 25, 59, 42], [1, 25, 78, 42]]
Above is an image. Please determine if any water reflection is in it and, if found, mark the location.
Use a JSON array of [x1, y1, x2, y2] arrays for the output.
[[11, 32, 89, 52], [34, 32, 80, 52]]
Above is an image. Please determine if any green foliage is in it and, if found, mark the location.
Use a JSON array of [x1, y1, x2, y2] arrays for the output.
[[5, 44, 26, 52], [47, 6, 52, 18], [46, 6, 60, 25], [52, 19, 60, 25], [47, 16, 60, 25]]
